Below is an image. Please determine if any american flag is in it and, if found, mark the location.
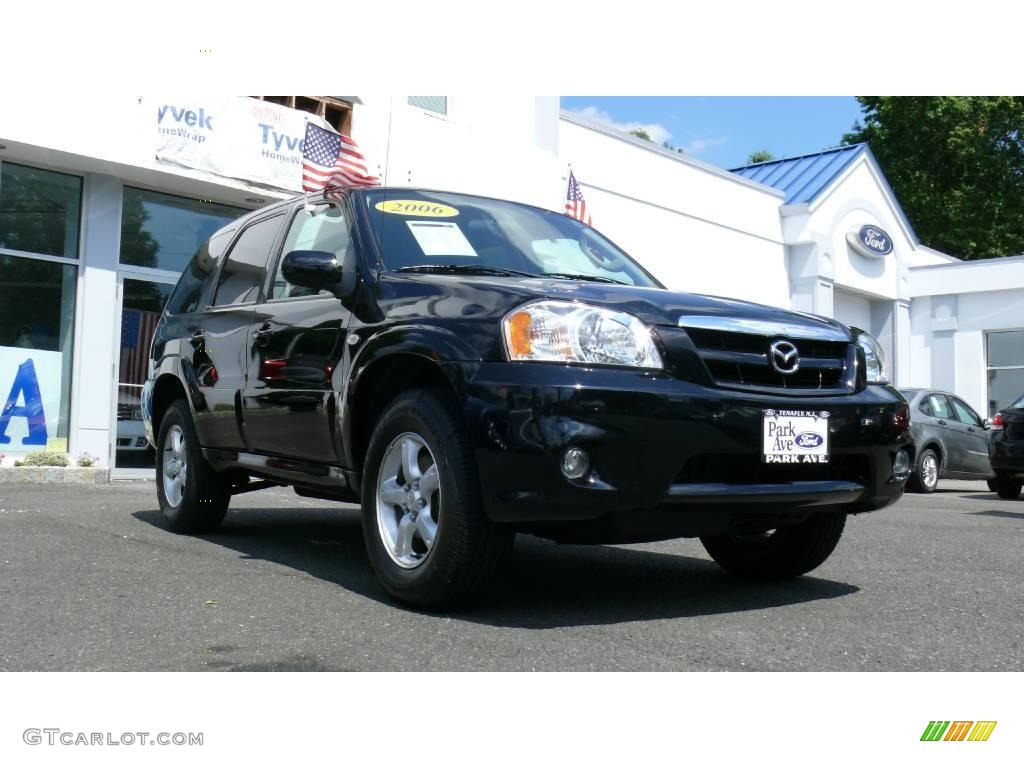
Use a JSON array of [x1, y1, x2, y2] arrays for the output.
[[302, 122, 380, 192], [120, 309, 160, 386], [564, 170, 592, 225]]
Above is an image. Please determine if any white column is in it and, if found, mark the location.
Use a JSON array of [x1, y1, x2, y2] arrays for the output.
[[929, 295, 958, 394], [68, 174, 122, 464], [893, 299, 911, 386]]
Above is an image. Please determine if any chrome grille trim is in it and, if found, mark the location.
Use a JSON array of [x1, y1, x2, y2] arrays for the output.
[[676, 315, 850, 342]]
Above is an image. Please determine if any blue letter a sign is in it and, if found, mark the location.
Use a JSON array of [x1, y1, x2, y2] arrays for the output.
[[0, 359, 48, 446]]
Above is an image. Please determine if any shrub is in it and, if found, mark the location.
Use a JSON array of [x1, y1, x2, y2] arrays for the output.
[[16, 450, 70, 467], [75, 452, 98, 467]]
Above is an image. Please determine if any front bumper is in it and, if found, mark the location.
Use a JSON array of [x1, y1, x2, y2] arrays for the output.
[[461, 362, 911, 541]]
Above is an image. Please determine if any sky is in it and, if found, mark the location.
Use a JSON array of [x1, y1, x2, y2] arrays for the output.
[[559, 97, 866, 169]]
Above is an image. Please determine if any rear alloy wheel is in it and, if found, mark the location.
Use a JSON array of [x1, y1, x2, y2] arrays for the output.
[[910, 448, 939, 494], [993, 474, 1023, 500], [700, 512, 846, 579], [361, 389, 513, 609], [156, 400, 230, 533]]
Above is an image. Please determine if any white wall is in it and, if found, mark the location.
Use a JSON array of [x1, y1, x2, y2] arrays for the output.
[[907, 256, 1024, 417], [353, 96, 563, 210], [557, 116, 790, 307], [833, 289, 873, 331]]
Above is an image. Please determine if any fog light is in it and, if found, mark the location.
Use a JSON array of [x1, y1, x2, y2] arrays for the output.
[[561, 447, 590, 480], [893, 448, 911, 479]]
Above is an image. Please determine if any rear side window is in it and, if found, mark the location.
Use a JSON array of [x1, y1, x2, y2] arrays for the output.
[[166, 230, 233, 315], [213, 215, 283, 306], [270, 205, 351, 300], [925, 393, 953, 420]]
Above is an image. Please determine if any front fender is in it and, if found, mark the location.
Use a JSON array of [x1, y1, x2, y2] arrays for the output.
[[339, 324, 484, 467]]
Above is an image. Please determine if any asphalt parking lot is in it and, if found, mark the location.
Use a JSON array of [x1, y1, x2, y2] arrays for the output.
[[0, 479, 1021, 671]]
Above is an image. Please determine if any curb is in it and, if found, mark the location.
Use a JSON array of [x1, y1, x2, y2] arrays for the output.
[[0, 467, 111, 484]]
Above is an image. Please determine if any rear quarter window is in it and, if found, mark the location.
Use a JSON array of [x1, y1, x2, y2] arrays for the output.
[[165, 230, 234, 315]]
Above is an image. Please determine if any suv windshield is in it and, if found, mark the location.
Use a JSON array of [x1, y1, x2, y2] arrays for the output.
[[362, 190, 661, 288]]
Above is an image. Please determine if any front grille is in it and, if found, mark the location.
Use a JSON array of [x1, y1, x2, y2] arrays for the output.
[[682, 327, 852, 393], [675, 453, 870, 486]]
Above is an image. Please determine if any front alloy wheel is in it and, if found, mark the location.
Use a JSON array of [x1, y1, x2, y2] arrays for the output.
[[361, 389, 513, 608], [376, 433, 441, 569]]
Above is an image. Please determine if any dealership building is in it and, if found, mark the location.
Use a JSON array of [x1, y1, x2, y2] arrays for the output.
[[1, 95, 1022, 473]]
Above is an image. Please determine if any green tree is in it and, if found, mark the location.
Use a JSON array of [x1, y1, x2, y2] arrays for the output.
[[843, 97, 1024, 260], [629, 128, 651, 141], [746, 149, 775, 164]]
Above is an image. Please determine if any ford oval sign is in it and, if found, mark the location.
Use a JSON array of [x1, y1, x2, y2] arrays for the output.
[[847, 225, 893, 259], [795, 432, 825, 449]]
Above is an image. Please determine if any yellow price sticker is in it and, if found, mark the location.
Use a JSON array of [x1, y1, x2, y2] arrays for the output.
[[375, 200, 459, 217]]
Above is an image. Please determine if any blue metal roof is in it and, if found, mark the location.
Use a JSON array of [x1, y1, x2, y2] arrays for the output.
[[730, 143, 920, 243], [730, 144, 869, 205]]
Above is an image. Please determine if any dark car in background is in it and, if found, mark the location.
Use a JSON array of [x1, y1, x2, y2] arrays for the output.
[[898, 389, 994, 493], [142, 186, 914, 608], [989, 393, 1024, 499]]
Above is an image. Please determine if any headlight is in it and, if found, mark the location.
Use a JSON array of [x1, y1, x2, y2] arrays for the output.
[[503, 300, 663, 369], [853, 328, 888, 384]]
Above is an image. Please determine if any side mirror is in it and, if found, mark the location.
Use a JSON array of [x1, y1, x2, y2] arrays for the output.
[[281, 250, 343, 294], [983, 418, 992, 430]]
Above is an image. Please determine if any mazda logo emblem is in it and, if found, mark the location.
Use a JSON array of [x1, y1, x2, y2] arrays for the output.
[[769, 340, 800, 374]]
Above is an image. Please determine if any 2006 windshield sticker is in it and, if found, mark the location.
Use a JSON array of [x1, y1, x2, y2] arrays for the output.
[[375, 200, 459, 217]]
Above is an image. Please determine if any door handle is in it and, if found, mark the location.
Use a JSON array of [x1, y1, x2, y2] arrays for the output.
[[937, 419, 947, 425], [967, 427, 975, 432], [190, 331, 205, 350]]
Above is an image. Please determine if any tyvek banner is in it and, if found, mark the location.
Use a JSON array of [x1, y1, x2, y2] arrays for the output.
[[154, 97, 331, 192], [0, 346, 63, 450]]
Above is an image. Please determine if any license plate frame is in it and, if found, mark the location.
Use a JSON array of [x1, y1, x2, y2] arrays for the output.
[[762, 409, 831, 464]]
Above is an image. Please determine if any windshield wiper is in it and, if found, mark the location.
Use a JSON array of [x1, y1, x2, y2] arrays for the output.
[[396, 264, 539, 278], [542, 272, 628, 285]]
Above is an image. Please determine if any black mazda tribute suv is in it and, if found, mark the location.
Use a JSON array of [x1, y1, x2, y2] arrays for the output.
[[143, 186, 913, 608]]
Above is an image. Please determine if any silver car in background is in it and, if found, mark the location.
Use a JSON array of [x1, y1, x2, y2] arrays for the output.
[[899, 389, 994, 493]]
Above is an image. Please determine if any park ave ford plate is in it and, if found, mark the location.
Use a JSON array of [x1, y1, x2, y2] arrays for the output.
[[762, 409, 830, 463]]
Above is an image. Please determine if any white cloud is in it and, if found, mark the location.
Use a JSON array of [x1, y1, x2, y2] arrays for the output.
[[565, 106, 672, 145], [685, 136, 729, 154]]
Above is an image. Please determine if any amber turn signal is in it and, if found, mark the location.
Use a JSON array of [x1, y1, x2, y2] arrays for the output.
[[506, 310, 532, 358]]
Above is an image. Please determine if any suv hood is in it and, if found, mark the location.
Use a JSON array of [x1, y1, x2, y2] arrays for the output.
[[379, 274, 853, 341]]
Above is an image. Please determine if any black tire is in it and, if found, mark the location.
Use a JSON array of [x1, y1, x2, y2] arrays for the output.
[[155, 399, 230, 533], [360, 389, 513, 609], [986, 478, 999, 493], [993, 474, 1023, 500], [700, 512, 846, 579], [908, 447, 940, 494]]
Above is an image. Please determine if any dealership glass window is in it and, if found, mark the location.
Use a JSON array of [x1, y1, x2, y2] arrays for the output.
[[119, 187, 245, 273], [986, 330, 1024, 415], [0, 162, 82, 259], [115, 279, 173, 468], [408, 96, 448, 116], [0, 254, 77, 452]]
